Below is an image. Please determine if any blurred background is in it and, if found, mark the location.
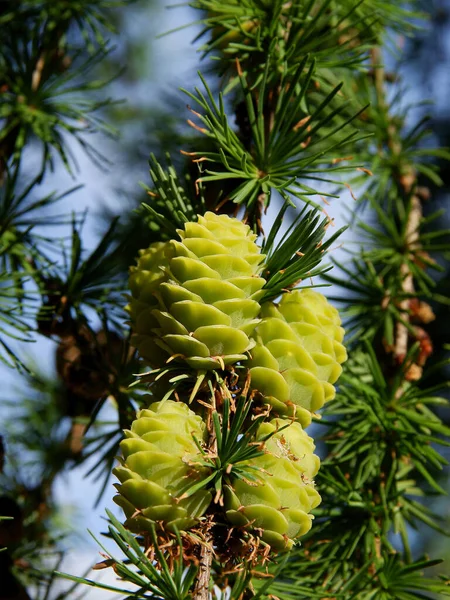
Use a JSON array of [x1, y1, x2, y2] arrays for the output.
[[1, 0, 449, 597]]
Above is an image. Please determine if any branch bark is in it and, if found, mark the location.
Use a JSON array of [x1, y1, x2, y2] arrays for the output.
[[394, 192, 422, 363], [193, 390, 219, 600], [193, 533, 213, 600]]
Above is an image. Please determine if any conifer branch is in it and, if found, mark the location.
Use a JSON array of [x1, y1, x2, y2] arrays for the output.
[[395, 192, 422, 370], [0, 10, 65, 180], [371, 45, 429, 379]]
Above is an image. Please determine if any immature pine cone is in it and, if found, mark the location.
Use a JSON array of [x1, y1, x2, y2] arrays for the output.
[[128, 242, 172, 366], [225, 419, 321, 550], [128, 212, 266, 371], [113, 400, 212, 533], [248, 289, 347, 426]]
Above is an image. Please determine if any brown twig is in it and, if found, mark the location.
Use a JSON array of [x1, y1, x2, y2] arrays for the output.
[[31, 52, 47, 92], [371, 47, 386, 112], [193, 532, 214, 600], [394, 192, 422, 363], [193, 387, 220, 599]]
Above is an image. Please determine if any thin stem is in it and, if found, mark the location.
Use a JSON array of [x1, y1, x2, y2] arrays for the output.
[[193, 386, 218, 599], [371, 46, 386, 112], [193, 532, 214, 600], [394, 192, 422, 365]]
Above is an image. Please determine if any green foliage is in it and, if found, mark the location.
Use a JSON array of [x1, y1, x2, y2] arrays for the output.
[[142, 154, 206, 239], [0, 272, 35, 369], [261, 204, 346, 301], [0, 166, 77, 367], [200, 394, 270, 489], [335, 71, 450, 210], [323, 346, 449, 516], [268, 554, 450, 599], [182, 62, 366, 212], [191, 0, 423, 78], [56, 510, 199, 600], [0, 0, 120, 174]]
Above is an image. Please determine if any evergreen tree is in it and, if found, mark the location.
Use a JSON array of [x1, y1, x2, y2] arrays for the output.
[[0, 1, 449, 599]]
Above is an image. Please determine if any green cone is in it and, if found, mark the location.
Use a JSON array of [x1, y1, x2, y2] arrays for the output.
[[225, 419, 321, 551], [129, 212, 266, 371], [128, 241, 172, 367], [249, 289, 347, 426], [113, 400, 212, 533]]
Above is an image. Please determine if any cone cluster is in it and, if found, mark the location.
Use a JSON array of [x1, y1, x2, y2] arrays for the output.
[[117, 213, 346, 551]]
